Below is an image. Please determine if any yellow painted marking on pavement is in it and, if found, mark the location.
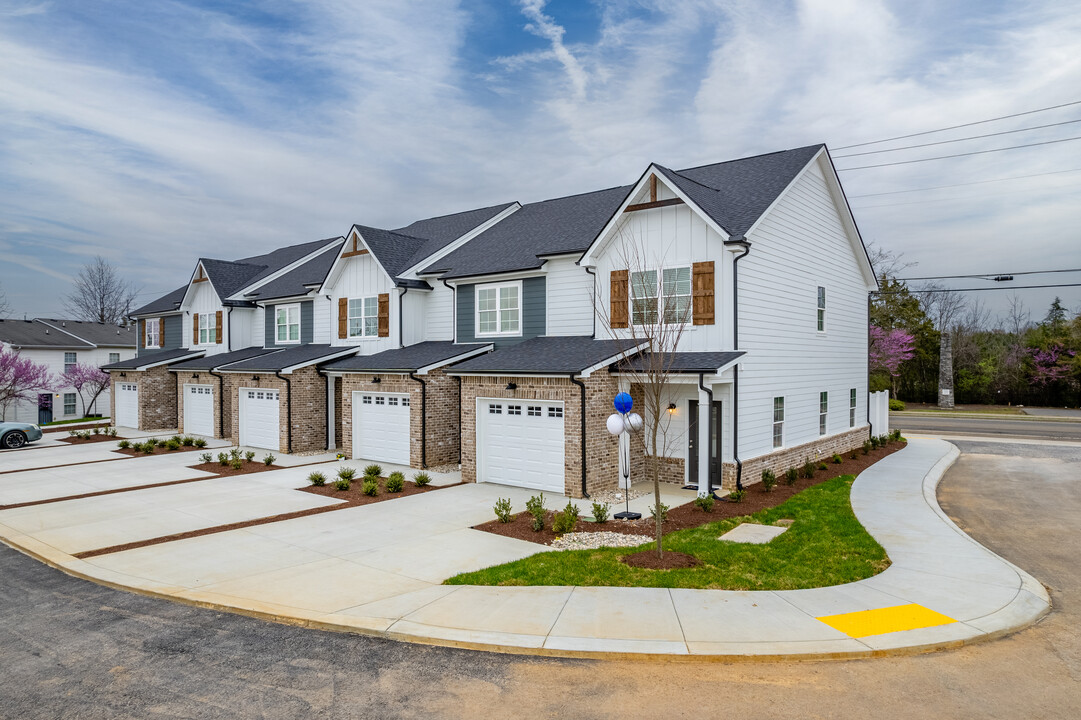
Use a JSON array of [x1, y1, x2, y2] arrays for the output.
[[817, 603, 956, 638]]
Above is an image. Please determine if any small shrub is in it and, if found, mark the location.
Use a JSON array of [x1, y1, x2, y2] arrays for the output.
[[413, 471, 431, 487], [889, 398, 906, 411], [140, 442, 155, 455], [229, 447, 242, 461], [263, 453, 276, 466], [694, 495, 715, 513], [108, 427, 118, 437], [552, 502, 579, 534], [761, 469, 777, 492], [92, 426, 101, 435], [862, 440, 872, 455], [117, 439, 131, 449], [308, 471, 327, 487], [68, 429, 78, 437], [785, 468, 798, 485], [230, 457, 244, 470], [386, 471, 404, 493], [361, 478, 379, 496], [729, 488, 746, 503], [363, 464, 382, 478], [800, 460, 815, 479], [526, 494, 546, 532], [850, 452, 859, 460], [493, 497, 513, 523], [591, 501, 610, 523], [199, 452, 212, 463], [181, 436, 195, 446], [891, 429, 902, 442], [193, 438, 207, 448], [817, 462, 828, 471], [170, 435, 181, 444], [334, 478, 351, 491], [245, 451, 255, 462], [218, 452, 229, 466], [338, 466, 357, 481], [530, 512, 545, 532], [649, 502, 669, 524], [832, 453, 843, 464], [878, 435, 890, 447], [155, 439, 167, 448], [869, 435, 880, 449], [165, 438, 181, 451]]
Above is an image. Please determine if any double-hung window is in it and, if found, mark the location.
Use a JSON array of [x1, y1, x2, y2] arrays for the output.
[[630, 270, 658, 325], [64, 352, 77, 373], [661, 267, 691, 323], [145, 319, 160, 348], [109, 352, 120, 364], [198, 313, 216, 345], [276, 304, 301, 344], [348, 297, 378, 338], [819, 391, 829, 435], [631, 267, 691, 325], [849, 388, 857, 428], [63, 393, 77, 416], [817, 286, 826, 331], [772, 397, 784, 449], [476, 282, 520, 336]]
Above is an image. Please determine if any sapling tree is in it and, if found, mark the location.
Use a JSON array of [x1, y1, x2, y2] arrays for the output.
[[869, 325, 916, 378], [63, 362, 111, 417], [0, 346, 56, 420]]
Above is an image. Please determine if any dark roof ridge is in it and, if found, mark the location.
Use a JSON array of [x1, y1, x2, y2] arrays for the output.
[[351, 223, 432, 245], [523, 183, 630, 208], [392, 201, 516, 229], [672, 143, 825, 175]]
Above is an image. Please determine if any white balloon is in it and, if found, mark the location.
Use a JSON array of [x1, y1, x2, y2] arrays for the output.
[[606, 413, 626, 435], [626, 412, 644, 431]]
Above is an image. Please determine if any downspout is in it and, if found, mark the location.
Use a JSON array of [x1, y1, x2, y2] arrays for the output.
[[568, 374, 589, 499], [867, 294, 873, 428], [726, 238, 751, 492], [698, 372, 715, 498], [208, 368, 225, 438], [442, 279, 456, 343], [584, 266, 597, 338], [225, 307, 233, 351], [398, 287, 408, 348], [275, 370, 292, 454], [409, 372, 427, 468], [452, 375, 462, 465]]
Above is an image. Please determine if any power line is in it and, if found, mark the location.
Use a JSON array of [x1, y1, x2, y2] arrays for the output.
[[834, 99, 1081, 150], [850, 181, 1081, 210], [848, 168, 1081, 198], [833, 118, 1081, 158], [896, 268, 1081, 282], [877, 283, 1081, 295], [836, 135, 1081, 171]]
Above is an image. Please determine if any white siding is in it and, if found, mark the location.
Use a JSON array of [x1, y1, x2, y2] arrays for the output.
[[400, 289, 429, 346], [545, 256, 593, 336], [250, 307, 265, 347], [312, 296, 330, 344], [229, 308, 255, 351], [424, 284, 454, 342], [737, 159, 870, 460], [0, 344, 135, 423], [325, 253, 398, 354], [185, 281, 228, 356]]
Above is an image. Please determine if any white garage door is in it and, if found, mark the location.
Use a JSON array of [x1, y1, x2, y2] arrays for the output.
[[183, 384, 214, 437], [239, 388, 280, 451], [353, 392, 410, 465], [115, 383, 139, 428], [477, 400, 564, 493]]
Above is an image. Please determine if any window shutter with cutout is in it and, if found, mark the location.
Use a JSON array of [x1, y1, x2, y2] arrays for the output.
[[377, 294, 389, 337], [338, 298, 348, 339], [610, 269, 629, 329], [692, 261, 715, 326]]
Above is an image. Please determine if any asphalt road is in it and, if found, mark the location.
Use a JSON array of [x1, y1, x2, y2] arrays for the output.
[[892, 413, 1081, 442], [1, 439, 1078, 719]]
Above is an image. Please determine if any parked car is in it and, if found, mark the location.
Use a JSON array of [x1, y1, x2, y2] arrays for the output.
[[0, 421, 43, 449]]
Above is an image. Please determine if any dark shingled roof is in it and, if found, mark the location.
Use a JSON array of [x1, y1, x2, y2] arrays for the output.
[[350, 225, 434, 282], [102, 348, 203, 370], [322, 341, 492, 373], [131, 285, 187, 316], [35, 320, 137, 347], [449, 336, 641, 375], [168, 347, 282, 372], [422, 187, 631, 279], [198, 259, 266, 302], [615, 351, 745, 374], [217, 344, 357, 373], [0, 319, 93, 348], [244, 240, 344, 301], [394, 202, 517, 271]]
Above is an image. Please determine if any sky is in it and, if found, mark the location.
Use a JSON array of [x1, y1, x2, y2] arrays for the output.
[[1, 0, 1079, 325]]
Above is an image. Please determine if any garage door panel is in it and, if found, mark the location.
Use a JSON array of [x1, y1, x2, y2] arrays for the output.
[[478, 401, 564, 493], [240, 388, 280, 451], [353, 392, 410, 465], [115, 383, 139, 428], [184, 384, 214, 437]]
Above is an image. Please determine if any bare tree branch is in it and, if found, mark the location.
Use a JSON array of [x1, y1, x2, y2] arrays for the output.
[[865, 242, 916, 282], [62, 256, 139, 325], [0, 281, 10, 319]]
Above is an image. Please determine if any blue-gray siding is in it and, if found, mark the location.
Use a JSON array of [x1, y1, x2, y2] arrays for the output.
[[264, 300, 314, 347], [456, 277, 545, 348], [136, 315, 182, 357]]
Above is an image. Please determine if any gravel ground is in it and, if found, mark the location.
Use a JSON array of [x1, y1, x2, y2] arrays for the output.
[[550, 531, 654, 550]]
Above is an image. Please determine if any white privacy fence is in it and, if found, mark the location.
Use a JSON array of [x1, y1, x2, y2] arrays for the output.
[[869, 390, 889, 437]]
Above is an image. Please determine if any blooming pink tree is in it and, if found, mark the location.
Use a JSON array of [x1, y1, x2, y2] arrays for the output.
[[869, 325, 916, 376], [0, 346, 56, 420], [1029, 344, 1076, 386], [63, 362, 111, 417]]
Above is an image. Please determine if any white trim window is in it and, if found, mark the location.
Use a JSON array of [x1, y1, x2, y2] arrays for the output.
[[145, 318, 161, 348], [849, 388, 857, 428], [63, 392, 77, 415], [198, 313, 216, 345], [64, 352, 77, 373], [475, 282, 521, 336], [817, 286, 826, 332], [819, 391, 829, 435], [348, 297, 379, 338], [276, 304, 301, 344], [109, 352, 120, 364], [772, 397, 784, 449], [631, 267, 691, 325]]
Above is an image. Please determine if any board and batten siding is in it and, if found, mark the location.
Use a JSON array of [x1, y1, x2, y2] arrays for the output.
[[736, 160, 870, 461], [544, 256, 593, 336], [456, 276, 545, 348], [263, 300, 314, 348], [327, 253, 398, 353], [183, 281, 227, 356]]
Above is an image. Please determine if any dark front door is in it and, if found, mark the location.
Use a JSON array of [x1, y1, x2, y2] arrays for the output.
[[687, 399, 722, 492], [38, 393, 53, 425]]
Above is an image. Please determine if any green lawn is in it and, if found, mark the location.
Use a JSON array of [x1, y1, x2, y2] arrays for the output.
[[447, 476, 889, 591]]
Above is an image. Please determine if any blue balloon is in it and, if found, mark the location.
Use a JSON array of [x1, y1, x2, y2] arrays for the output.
[[613, 392, 633, 414]]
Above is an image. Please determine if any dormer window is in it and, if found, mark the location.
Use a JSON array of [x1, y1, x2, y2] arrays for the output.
[[348, 297, 379, 338], [276, 304, 301, 344], [475, 282, 520, 336], [198, 313, 216, 344], [145, 318, 161, 348]]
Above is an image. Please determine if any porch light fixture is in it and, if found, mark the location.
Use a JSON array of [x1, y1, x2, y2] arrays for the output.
[[192, 374, 200, 379], [667, 403, 677, 413], [372, 377, 381, 383], [505, 382, 517, 391], [251, 376, 260, 381], [119, 373, 126, 377]]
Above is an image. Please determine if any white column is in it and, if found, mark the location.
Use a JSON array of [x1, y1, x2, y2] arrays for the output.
[[698, 385, 710, 497], [326, 374, 336, 451]]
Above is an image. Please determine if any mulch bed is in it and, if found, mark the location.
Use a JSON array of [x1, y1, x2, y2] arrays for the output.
[[188, 460, 282, 477], [475, 441, 907, 548], [42, 421, 110, 434], [59, 434, 119, 445], [114, 445, 206, 457], [621, 550, 701, 569], [299, 475, 453, 506]]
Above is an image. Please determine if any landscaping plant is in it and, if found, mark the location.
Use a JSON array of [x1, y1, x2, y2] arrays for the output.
[[338, 466, 357, 481], [817, 462, 828, 471], [552, 501, 579, 534], [862, 440, 872, 455], [245, 451, 255, 462], [800, 460, 815, 479], [761, 469, 777, 492], [890, 429, 902, 442], [155, 439, 167, 448], [193, 438, 207, 448], [199, 452, 213, 463], [229, 447, 242, 461], [165, 438, 181, 451], [729, 488, 746, 503], [361, 478, 379, 496], [334, 478, 351, 491], [218, 452, 229, 466], [590, 501, 610, 524], [308, 471, 327, 487], [493, 498, 513, 523], [230, 457, 243, 470], [117, 439, 130, 449], [92, 426, 101, 435], [263, 453, 276, 466], [785, 468, 798, 486], [107, 427, 118, 437], [832, 453, 843, 464], [181, 436, 195, 446], [140, 441, 155, 454], [526, 494, 546, 532], [889, 398, 905, 411], [694, 495, 715, 513], [649, 502, 669, 524], [385, 471, 404, 492], [363, 464, 382, 478], [413, 472, 431, 487]]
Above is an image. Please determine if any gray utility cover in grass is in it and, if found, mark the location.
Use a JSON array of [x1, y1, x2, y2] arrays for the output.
[[718, 523, 788, 544]]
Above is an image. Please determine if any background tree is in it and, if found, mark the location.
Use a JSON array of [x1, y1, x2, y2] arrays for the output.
[[869, 326, 915, 379], [62, 256, 139, 325], [0, 280, 11, 318], [0, 347, 56, 421], [63, 363, 111, 417]]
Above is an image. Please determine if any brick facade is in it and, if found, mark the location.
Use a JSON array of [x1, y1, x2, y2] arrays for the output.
[[222, 365, 327, 453], [459, 373, 619, 498], [728, 426, 870, 490], [109, 365, 178, 431]]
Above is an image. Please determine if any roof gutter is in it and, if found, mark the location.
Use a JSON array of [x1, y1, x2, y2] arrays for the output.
[[409, 372, 427, 468], [725, 237, 751, 492], [568, 373, 589, 499], [274, 371, 292, 454]]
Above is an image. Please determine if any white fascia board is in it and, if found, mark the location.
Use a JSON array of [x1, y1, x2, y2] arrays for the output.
[[578, 341, 650, 378], [398, 203, 523, 280], [32, 320, 100, 347], [441, 268, 547, 286], [227, 238, 344, 302], [579, 165, 730, 268], [318, 227, 394, 295], [254, 293, 316, 307], [416, 344, 494, 375], [280, 347, 361, 374]]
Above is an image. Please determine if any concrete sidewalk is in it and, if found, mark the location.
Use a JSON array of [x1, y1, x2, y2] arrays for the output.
[[0, 439, 1051, 660]]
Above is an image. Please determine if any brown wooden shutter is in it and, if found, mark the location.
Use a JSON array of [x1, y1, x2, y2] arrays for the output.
[[139, 319, 145, 348], [338, 297, 348, 339], [610, 269, 629, 329], [377, 293, 390, 337], [692, 261, 715, 326], [192, 313, 199, 345], [215, 311, 222, 344]]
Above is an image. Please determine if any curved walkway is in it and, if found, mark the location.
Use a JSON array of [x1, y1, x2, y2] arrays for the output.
[[0, 439, 1051, 660]]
